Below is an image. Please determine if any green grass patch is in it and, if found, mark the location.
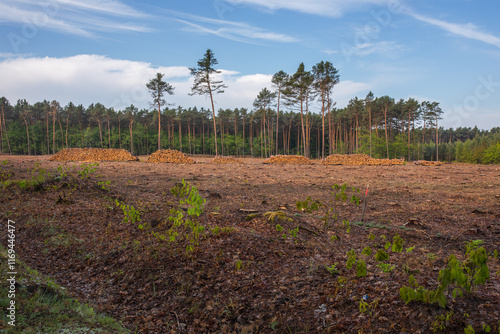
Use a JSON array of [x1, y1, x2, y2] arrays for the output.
[[0, 244, 129, 333]]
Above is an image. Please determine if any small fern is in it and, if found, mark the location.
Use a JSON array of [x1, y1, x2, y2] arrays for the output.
[[264, 210, 293, 223]]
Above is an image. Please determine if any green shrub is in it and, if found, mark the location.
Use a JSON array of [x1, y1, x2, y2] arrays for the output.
[[400, 240, 490, 308], [481, 143, 500, 164]]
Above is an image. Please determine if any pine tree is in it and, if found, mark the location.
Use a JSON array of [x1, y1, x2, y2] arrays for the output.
[[146, 72, 174, 151], [189, 49, 227, 156]]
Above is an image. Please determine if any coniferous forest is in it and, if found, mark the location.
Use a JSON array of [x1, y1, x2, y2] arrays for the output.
[[1, 58, 499, 163]]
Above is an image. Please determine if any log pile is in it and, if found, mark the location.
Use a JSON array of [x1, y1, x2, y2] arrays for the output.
[[212, 156, 243, 164], [414, 160, 442, 166], [49, 148, 139, 162], [263, 155, 314, 165], [371, 158, 405, 166], [321, 154, 405, 166], [146, 149, 195, 164]]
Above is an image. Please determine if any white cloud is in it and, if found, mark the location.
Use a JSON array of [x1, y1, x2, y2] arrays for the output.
[[407, 12, 500, 48], [441, 109, 500, 130], [222, 0, 392, 17], [0, 55, 370, 114], [0, 0, 151, 38], [332, 81, 372, 107], [0, 55, 175, 110], [0, 55, 273, 112]]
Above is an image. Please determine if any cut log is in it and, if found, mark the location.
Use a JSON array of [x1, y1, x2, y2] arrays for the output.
[[321, 154, 404, 166], [263, 155, 313, 165], [49, 148, 139, 162], [146, 149, 195, 164], [212, 156, 243, 164]]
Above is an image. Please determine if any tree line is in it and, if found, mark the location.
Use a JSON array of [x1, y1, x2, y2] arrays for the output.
[[0, 49, 498, 163]]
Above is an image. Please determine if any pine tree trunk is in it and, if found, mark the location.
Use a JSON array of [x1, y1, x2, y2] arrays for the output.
[[250, 117, 253, 157], [98, 121, 103, 148], [242, 116, 245, 157], [0, 105, 3, 153], [287, 123, 291, 154], [276, 90, 280, 155], [188, 121, 191, 154], [129, 121, 134, 155], [108, 118, 111, 148], [368, 108, 372, 157], [408, 109, 411, 161], [305, 108, 308, 156], [219, 116, 224, 156], [46, 113, 49, 153], [234, 114, 238, 157], [384, 109, 389, 159], [297, 123, 301, 155], [158, 106, 161, 150], [22, 115, 30, 155], [300, 98, 306, 157], [118, 119, 121, 149], [263, 108, 267, 158], [58, 116, 64, 149], [53, 109, 56, 154], [79, 119, 84, 147], [436, 116, 439, 161], [260, 120, 263, 158], [321, 91, 325, 158], [179, 118, 182, 152], [65, 115, 70, 149], [355, 116, 359, 152]]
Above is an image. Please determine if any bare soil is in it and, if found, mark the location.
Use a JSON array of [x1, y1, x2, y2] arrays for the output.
[[1, 155, 499, 333]]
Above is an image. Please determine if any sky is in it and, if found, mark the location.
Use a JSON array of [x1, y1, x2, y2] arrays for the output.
[[0, 0, 499, 130]]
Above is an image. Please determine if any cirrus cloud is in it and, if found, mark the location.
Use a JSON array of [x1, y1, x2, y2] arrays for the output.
[[221, 0, 394, 17]]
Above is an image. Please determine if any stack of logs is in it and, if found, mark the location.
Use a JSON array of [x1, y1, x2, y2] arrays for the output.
[[49, 148, 139, 162], [146, 149, 195, 164], [263, 155, 314, 165], [212, 156, 243, 164], [321, 154, 405, 166], [414, 160, 442, 166]]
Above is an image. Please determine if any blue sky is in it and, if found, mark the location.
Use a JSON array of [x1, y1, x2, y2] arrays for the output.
[[0, 0, 499, 129]]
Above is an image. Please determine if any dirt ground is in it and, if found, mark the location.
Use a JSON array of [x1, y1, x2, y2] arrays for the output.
[[1, 155, 499, 333]]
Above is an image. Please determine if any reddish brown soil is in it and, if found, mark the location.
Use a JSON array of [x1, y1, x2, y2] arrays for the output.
[[1, 155, 499, 333]]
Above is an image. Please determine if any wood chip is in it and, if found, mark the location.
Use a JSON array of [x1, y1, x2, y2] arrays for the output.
[[49, 148, 139, 162], [414, 160, 442, 166], [212, 156, 243, 164], [146, 149, 195, 164], [263, 155, 313, 165], [321, 154, 405, 166]]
